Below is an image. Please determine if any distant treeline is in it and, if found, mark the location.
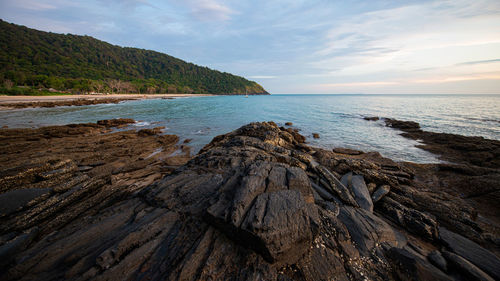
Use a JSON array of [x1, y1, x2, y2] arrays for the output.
[[0, 19, 268, 95]]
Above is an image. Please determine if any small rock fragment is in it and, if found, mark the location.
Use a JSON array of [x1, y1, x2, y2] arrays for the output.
[[372, 185, 390, 203]]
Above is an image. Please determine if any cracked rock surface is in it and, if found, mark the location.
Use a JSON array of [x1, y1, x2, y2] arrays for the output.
[[0, 121, 499, 280]]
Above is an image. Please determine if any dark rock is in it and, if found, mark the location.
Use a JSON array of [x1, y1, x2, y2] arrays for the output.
[[138, 127, 164, 136], [285, 122, 293, 126], [384, 118, 421, 131], [0, 188, 51, 216], [96, 118, 135, 127], [183, 138, 192, 143], [312, 133, 320, 139], [338, 206, 406, 255], [341, 172, 373, 212], [386, 247, 453, 281], [378, 197, 439, 240], [439, 227, 500, 280], [2, 121, 496, 281], [428, 250, 447, 272], [442, 250, 495, 281], [332, 147, 363, 155], [315, 165, 358, 207], [364, 116, 380, 121], [0, 227, 39, 267], [372, 184, 390, 203], [240, 189, 318, 263]]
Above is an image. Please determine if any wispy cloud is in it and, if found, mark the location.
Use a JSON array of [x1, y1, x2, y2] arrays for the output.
[[183, 0, 235, 21], [456, 59, 500, 66]]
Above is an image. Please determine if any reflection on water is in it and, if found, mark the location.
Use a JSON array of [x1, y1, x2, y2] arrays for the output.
[[1, 94, 499, 163]]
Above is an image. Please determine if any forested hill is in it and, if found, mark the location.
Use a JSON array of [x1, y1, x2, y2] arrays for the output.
[[0, 19, 269, 95]]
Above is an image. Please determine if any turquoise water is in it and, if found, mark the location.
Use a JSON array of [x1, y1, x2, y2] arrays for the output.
[[1, 94, 499, 163]]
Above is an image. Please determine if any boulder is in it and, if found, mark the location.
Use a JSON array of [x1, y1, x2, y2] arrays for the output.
[[341, 172, 373, 212]]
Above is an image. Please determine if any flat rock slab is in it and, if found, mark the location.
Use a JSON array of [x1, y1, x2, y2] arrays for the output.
[[341, 172, 373, 212], [0, 188, 51, 216], [442, 251, 495, 281], [439, 227, 500, 280]]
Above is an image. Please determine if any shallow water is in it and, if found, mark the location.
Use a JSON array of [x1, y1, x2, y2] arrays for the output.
[[1, 94, 499, 163]]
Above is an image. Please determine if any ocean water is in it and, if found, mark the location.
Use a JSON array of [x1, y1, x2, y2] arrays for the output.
[[1, 94, 499, 163]]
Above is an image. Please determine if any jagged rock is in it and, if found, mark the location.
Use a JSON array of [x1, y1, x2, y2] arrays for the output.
[[338, 206, 406, 255], [0, 121, 498, 281], [442, 251, 495, 281], [386, 246, 453, 281], [378, 197, 439, 240], [428, 250, 447, 272], [439, 227, 500, 280], [341, 172, 373, 212], [372, 185, 391, 203], [332, 147, 364, 155], [315, 165, 358, 207]]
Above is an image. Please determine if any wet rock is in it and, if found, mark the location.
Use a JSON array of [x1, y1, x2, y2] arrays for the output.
[[285, 122, 293, 126], [428, 250, 447, 272], [332, 147, 363, 155], [442, 251, 495, 281], [137, 127, 164, 136], [364, 116, 379, 121], [341, 172, 373, 212], [312, 133, 320, 139], [384, 118, 421, 131], [372, 185, 391, 203], [96, 118, 135, 127], [439, 227, 500, 280]]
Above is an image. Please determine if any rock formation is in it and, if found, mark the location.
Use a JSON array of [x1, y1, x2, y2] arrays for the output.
[[0, 121, 499, 280]]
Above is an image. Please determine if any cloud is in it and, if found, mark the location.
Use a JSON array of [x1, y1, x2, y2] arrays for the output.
[[183, 0, 235, 21], [456, 59, 500, 66]]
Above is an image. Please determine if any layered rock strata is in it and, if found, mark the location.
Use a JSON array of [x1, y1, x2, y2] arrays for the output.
[[0, 121, 498, 280]]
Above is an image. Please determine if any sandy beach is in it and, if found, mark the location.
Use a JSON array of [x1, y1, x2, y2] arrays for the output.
[[0, 93, 212, 104]]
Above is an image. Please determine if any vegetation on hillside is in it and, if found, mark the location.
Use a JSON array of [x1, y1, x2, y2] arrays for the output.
[[0, 19, 268, 95]]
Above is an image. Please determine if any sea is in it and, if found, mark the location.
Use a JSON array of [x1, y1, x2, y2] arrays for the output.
[[1, 94, 499, 163]]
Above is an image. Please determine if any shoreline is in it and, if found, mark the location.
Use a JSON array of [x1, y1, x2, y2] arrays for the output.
[[0, 94, 214, 109]]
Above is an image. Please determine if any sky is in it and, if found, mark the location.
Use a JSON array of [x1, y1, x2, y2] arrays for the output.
[[1, 0, 500, 94]]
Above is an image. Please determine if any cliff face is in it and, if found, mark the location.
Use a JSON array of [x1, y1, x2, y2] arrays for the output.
[[0, 122, 499, 280]]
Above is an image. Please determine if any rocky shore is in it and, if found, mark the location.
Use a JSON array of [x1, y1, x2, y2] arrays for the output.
[[0, 120, 499, 280]]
